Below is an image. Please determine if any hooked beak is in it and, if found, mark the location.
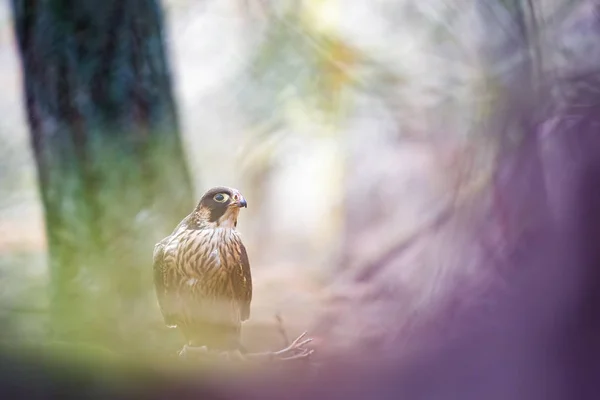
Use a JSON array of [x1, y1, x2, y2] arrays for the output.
[[232, 194, 247, 208]]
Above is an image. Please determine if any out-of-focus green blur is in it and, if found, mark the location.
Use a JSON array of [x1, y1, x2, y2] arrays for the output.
[[0, 0, 587, 369]]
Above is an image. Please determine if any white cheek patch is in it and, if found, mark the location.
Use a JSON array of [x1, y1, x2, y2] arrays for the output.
[[217, 207, 240, 228]]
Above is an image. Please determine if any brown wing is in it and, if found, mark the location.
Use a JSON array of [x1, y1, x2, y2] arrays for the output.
[[233, 242, 252, 321], [153, 240, 178, 327]]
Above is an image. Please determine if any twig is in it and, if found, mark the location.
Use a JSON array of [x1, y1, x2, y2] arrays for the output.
[[246, 331, 313, 361], [179, 332, 314, 363], [275, 313, 289, 347]]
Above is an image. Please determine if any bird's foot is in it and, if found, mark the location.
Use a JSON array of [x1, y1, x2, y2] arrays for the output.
[[178, 345, 245, 363], [178, 344, 208, 359]]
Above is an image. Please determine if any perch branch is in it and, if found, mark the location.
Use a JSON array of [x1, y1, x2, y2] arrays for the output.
[[178, 332, 314, 363], [244, 331, 313, 361]]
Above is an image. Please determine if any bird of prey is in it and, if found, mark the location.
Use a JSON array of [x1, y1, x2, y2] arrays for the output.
[[153, 186, 252, 353]]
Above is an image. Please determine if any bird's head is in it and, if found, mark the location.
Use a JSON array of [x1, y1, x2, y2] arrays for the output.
[[194, 186, 247, 228]]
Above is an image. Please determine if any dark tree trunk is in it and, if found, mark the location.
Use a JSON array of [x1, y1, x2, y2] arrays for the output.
[[11, 0, 194, 354]]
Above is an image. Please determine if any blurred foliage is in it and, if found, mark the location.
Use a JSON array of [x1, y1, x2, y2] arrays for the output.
[[246, 1, 361, 126]]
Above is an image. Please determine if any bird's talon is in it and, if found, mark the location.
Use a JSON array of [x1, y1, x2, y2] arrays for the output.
[[179, 344, 209, 358]]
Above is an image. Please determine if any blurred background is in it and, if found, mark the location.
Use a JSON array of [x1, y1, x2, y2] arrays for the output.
[[0, 0, 594, 366]]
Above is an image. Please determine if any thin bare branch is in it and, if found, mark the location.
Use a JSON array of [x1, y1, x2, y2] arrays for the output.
[[178, 331, 314, 364]]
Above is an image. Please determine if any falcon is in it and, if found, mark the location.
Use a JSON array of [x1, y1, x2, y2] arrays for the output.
[[153, 186, 252, 353]]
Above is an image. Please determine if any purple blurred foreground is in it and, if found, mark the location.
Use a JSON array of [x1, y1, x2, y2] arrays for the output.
[[242, 72, 600, 400], [3, 2, 600, 400]]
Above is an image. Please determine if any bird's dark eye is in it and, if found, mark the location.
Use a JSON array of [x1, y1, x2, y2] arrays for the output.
[[213, 193, 229, 203]]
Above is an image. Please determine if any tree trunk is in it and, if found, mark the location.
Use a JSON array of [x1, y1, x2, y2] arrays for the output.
[[11, 0, 194, 354]]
